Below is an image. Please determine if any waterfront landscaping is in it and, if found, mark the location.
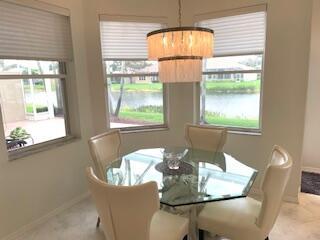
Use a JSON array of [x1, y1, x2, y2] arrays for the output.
[[110, 80, 260, 128]]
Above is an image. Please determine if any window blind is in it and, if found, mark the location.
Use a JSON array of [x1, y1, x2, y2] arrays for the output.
[[100, 21, 163, 59], [197, 11, 266, 57], [0, 1, 72, 61]]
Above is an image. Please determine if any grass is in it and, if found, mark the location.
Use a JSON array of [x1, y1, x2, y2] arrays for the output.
[[111, 83, 162, 92], [205, 116, 259, 128], [110, 80, 260, 93], [205, 80, 260, 93], [119, 111, 163, 123], [204, 111, 259, 128], [116, 106, 259, 128]]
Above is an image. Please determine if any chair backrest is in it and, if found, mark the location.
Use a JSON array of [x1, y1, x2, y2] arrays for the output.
[[88, 130, 121, 180], [256, 145, 293, 234], [86, 167, 159, 240], [185, 124, 227, 152]]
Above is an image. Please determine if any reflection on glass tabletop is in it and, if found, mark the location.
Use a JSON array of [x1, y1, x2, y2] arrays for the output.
[[105, 147, 258, 207]]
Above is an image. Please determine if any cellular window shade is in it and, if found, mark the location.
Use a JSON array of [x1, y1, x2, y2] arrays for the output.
[[0, 1, 72, 61], [197, 11, 266, 56], [100, 21, 163, 59]]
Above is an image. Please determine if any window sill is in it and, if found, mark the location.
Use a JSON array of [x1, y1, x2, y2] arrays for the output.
[[199, 123, 262, 136], [228, 129, 262, 136], [8, 135, 80, 161], [116, 125, 169, 134]]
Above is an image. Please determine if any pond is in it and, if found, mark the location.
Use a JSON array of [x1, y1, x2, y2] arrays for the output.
[[109, 91, 260, 119]]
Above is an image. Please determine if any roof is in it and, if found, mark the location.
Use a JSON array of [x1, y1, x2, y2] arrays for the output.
[[205, 58, 255, 71]]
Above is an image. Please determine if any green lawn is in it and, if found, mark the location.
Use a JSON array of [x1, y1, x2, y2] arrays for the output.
[[117, 108, 259, 128], [110, 80, 260, 93], [111, 83, 162, 92], [205, 116, 259, 128], [119, 110, 163, 123], [206, 80, 260, 93]]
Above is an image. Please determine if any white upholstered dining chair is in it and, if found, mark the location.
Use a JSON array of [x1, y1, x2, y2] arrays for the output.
[[86, 167, 189, 240], [185, 124, 227, 152], [197, 145, 293, 240], [88, 130, 121, 181], [88, 129, 121, 227]]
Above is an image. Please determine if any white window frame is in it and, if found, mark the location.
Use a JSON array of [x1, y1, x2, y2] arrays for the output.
[[195, 6, 267, 133], [0, 60, 72, 158], [201, 54, 265, 133], [99, 16, 169, 132], [0, 0, 75, 159], [102, 59, 168, 132]]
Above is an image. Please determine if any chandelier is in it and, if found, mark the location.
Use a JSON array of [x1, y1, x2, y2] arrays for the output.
[[147, 0, 214, 83]]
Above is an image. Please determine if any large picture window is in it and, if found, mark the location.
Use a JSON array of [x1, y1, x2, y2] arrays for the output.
[[0, 1, 72, 153], [197, 10, 266, 131], [100, 20, 166, 130]]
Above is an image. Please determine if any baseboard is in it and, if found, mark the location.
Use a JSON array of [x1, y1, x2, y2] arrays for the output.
[[249, 187, 299, 204], [302, 167, 320, 174], [1, 191, 90, 240]]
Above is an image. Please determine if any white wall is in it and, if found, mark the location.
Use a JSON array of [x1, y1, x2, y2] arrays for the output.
[[0, 0, 94, 238], [0, 0, 313, 238], [302, 0, 320, 172]]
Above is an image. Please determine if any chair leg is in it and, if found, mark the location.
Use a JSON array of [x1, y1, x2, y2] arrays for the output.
[[96, 217, 100, 228], [199, 229, 204, 240]]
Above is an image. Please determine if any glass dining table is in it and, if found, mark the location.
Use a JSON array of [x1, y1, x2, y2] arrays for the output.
[[104, 147, 258, 240]]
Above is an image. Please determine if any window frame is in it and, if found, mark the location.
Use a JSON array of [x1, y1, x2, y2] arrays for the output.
[[200, 53, 265, 133], [0, 60, 72, 157], [99, 16, 169, 132], [0, 0, 76, 159], [196, 7, 267, 133], [102, 58, 168, 132]]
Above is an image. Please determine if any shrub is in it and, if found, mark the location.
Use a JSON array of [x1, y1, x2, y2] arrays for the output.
[[9, 127, 31, 140], [123, 105, 163, 113], [36, 106, 48, 113]]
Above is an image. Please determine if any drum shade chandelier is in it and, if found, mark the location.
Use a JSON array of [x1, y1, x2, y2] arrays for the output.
[[147, 0, 214, 83]]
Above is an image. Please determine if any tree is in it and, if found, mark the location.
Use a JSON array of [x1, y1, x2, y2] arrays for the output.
[[107, 60, 152, 118]]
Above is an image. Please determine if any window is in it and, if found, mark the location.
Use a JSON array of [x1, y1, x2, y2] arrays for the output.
[[100, 20, 166, 130], [0, 2, 72, 153], [197, 10, 266, 130]]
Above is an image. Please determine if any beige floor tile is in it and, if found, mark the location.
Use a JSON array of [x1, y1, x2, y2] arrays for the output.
[[14, 193, 320, 240]]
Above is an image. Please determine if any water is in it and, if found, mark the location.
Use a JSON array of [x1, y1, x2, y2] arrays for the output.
[[110, 91, 260, 119], [204, 93, 260, 118]]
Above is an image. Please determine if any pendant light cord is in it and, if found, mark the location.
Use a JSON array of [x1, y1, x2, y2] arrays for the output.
[[178, 0, 182, 27]]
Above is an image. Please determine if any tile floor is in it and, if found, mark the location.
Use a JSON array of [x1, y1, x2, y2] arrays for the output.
[[14, 193, 320, 240]]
